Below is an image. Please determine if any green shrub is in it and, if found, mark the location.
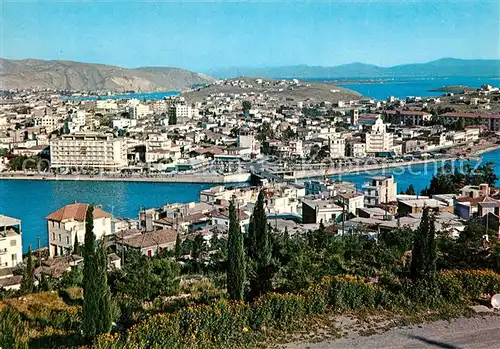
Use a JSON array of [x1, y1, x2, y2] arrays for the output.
[[0, 306, 29, 349], [324, 276, 378, 311], [252, 293, 309, 330]]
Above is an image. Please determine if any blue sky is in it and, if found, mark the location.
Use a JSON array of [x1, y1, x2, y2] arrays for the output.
[[1, 0, 498, 72]]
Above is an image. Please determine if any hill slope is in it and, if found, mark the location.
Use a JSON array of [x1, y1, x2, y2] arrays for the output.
[[209, 58, 500, 79], [180, 77, 362, 104], [0, 58, 216, 92]]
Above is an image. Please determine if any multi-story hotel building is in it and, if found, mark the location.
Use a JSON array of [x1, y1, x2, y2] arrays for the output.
[[50, 132, 128, 170], [365, 118, 394, 154]]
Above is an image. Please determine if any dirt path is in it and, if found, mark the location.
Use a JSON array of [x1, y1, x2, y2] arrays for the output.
[[284, 315, 500, 349]]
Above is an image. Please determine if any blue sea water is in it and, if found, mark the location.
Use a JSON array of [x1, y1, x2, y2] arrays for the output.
[[2, 148, 500, 253], [312, 76, 500, 100]]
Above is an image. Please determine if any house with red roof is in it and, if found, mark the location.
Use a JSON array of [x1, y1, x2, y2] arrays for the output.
[[46, 203, 113, 258]]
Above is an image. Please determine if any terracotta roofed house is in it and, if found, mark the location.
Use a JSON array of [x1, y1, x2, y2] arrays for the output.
[[46, 203, 112, 257]]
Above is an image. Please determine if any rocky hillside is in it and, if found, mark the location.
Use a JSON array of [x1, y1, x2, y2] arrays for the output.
[[181, 77, 362, 104], [0, 58, 216, 92]]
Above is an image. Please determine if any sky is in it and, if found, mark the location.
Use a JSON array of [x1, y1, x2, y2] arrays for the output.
[[0, 0, 499, 73]]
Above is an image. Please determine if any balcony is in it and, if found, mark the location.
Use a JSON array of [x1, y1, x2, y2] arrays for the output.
[[0, 247, 8, 254]]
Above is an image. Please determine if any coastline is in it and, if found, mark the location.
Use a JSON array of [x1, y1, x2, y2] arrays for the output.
[[0, 172, 252, 184], [1, 144, 499, 184]]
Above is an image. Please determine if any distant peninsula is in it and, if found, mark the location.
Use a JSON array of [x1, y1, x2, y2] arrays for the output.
[[428, 85, 477, 94]]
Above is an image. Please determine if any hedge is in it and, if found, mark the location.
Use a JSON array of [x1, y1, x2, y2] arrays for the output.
[[93, 270, 500, 348]]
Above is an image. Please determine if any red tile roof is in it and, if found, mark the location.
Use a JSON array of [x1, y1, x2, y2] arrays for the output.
[[121, 229, 178, 249], [45, 203, 112, 222]]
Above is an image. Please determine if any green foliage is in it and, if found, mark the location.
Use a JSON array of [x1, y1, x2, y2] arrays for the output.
[[410, 208, 437, 280], [95, 269, 500, 349], [227, 200, 246, 301], [404, 184, 416, 195], [256, 122, 275, 143], [422, 162, 498, 196], [242, 100, 252, 114], [247, 190, 274, 299], [0, 306, 28, 349], [174, 234, 182, 259], [59, 266, 83, 289], [82, 205, 112, 338], [20, 246, 34, 294], [39, 273, 51, 292], [73, 233, 80, 255], [110, 250, 180, 302]]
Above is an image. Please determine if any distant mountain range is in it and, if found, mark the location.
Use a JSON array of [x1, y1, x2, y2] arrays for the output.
[[0, 58, 216, 92], [209, 58, 500, 79]]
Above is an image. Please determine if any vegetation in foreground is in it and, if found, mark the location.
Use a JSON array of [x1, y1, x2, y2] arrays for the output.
[[2, 185, 500, 348]]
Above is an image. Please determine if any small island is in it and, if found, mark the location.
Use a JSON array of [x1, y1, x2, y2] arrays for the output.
[[428, 85, 476, 94]]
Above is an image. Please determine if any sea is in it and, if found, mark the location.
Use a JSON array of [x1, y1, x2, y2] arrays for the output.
[[2, 76, 500, 251], [322, 76, 500, 100], [61, 76, 499, 102]]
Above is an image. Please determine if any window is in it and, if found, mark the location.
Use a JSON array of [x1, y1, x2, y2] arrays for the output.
[[10, 240, 16, 247], [66, 236, 70, 244], [12, 254, 17, 262], [52, 233, 56, 240], [59, 234, 62, 242]]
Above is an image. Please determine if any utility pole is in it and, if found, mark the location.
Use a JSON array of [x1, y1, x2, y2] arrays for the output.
[[37, 236, 41, 267]]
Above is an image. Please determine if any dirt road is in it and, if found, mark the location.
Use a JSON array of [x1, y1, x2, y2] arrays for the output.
[[285, 315, 500, 349]]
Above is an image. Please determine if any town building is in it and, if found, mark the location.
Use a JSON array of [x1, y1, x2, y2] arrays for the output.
[[114, 228, 178, 257], [46, 203, 113, 257], [50, 132, 128, 170], [365, 118, 394, 154], [301, 199, 343, 224], [0, 215, 22, 269], [363, 176, 397, 207]]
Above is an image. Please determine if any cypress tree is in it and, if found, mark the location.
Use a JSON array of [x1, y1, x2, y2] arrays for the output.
[[73, 233, 80, 256], [247, 189, 273, 299], [20, 246, 34, 294], [410, 207, 437, 279], [227, 200, 246, 300], [83, 205, 112, 338], [40, 272, 51, 291], [174, 233, 182, 259]]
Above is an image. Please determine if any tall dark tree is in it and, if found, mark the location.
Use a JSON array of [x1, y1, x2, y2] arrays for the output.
[[174, 233, 182, 259], [20, 246, 34, 294], [410, 207, 437, 279], [83, 205, 112, 338], [242, 100, 252, 114], [227, 200, 246, 300], [246, 189, 273, 299], [73, 233, 80, 256], [405, 184, 416, 196]]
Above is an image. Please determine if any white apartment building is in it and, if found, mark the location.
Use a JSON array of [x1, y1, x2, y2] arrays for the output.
[[46, 203, 112, 257], [347, 142, 366, 157], [40, 114, 63, 133], [129, 101, 152, 119], [288, 140, 303, 157], [168, 104, 196, 123], [365, 118, 394, 154], [96, 99, 118, 111], [67, 110, 87, 133], [50, 132, 128, 170], [0, 215, 23, 269], [329, 135, 346, 158], [237, 129, 261, 154], [363, 176, 397, 207]]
